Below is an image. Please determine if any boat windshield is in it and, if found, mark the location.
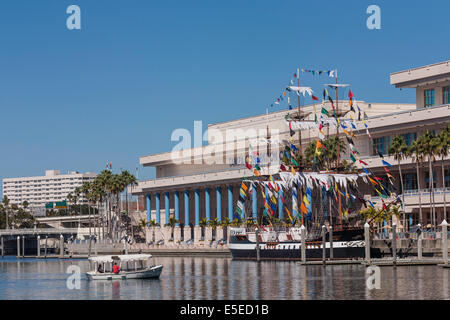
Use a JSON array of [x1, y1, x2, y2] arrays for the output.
[[89, 254, 153, 272]]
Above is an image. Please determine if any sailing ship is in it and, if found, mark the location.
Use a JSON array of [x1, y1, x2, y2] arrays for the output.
[[229, 68, 393, 261]]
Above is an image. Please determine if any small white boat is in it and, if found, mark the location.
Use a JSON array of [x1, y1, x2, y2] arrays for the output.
[[86, 254, 163, 280]]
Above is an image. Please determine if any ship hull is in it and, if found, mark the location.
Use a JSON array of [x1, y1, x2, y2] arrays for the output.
[[229, 244, 382, 261], [228, 227, 382, 261]]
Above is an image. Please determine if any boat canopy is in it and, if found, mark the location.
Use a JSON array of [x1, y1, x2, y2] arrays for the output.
[[88, 254, 152, 263]]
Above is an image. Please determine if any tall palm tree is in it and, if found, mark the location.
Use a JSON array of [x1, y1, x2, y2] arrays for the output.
[[119, 171, 137, 235], [437, 125, 450, 221], [408, 140, 424, 225], [325, 136, 347, 171], [388, 135, 408, 229], [80, 182, 92, 236], [2, 196, 9, 230], [120, 171, 137, 211], [419, 131, 440, 229], [96, 170, 113, 238], [73, 186, 81, 214], [91, 179, 106, 239]]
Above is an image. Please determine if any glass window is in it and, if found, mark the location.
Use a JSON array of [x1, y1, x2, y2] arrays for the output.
[[424, 89, 435, 107], [444, 86, 450, 105], [402, 173, 418, 191], [425, 171, 437, 189], [445, 169, 450, 188], [401, 132, 417, 146], [372, 136, 391, 155]]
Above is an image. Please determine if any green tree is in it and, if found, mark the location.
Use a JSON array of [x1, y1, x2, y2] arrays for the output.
[[220, 217, 231, 242], [388, 135, 408, 229], [437, 125, 450, 221], [230, 218, 242, 227], [207, 218, 220, 241], [164, 216, 179, 241], [408, 139, 424, 225], [418, 131, 440, 229], [199, 217, 208, 241], [146, 219, 159, 243], [2, 196, 10, 229], [325, 136, 347, 171]]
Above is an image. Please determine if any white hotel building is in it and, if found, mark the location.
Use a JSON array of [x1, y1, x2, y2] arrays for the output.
[[2, 170, 97, 208], [131, 60, 450, 242]]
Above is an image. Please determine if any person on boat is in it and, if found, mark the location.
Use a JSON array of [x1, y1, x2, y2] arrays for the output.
[[97, 263, 104, 273], [112, 262, 120, 274]]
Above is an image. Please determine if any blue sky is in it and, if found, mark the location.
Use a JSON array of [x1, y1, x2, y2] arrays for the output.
[[0, 0, 449, 195]]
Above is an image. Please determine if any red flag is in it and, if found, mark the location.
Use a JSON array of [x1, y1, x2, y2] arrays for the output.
[[382, 199, 387, 211], [349, 90, 354, 99], [312, 95, 319, 101], [245, 162, 252, 170], [280, 164, 287, 171], [294, 73, 297, 78], [359, 159, 368, 166]]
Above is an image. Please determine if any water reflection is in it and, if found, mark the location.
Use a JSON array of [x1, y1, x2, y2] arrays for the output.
[[0, 256, 449, 300]]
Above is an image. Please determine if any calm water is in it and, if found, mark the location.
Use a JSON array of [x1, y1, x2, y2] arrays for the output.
[[0, 256, 449, 300]]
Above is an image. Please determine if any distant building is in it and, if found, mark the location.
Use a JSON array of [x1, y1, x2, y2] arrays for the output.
[[2, 170, 97, 207]]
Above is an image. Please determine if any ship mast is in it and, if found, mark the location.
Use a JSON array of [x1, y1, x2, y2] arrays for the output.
[[335, 71, 342, 227], [297, 68, 302, 159], [296, 68, 304, 227], [326, 71, 350, 228]]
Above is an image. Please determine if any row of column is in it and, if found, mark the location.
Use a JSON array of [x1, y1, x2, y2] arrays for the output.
[[146, 184, 286, 226]]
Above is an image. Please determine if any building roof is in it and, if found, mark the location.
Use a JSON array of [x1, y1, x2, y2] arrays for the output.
[[390, 60, 450, 88]]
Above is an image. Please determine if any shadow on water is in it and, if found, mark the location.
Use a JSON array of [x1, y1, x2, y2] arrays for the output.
[[0, 256, 449, 299]]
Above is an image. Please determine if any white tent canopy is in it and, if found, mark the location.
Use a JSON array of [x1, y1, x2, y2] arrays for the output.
[[88, 254, 152, 263]]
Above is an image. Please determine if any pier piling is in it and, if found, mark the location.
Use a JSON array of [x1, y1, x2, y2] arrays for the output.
[[442, 220, 448, 265], [44, 236, 48, 258], [392, 223, 397, 267], [322, 225, 326, 265], [88, 237, 92, 257], [16, 236, 20, 258], [1, 237, 4, 259], [329, 226, 333, 260], [300, 225, 306, 263], [60, 235, 64, 259], [37, 236, 40, 258], [68, 239, 72, 257], [364, 223, 370, 264], [22, 236, 25, 258], [418, 224, 422, 260], [255, 228, 260, 262]]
